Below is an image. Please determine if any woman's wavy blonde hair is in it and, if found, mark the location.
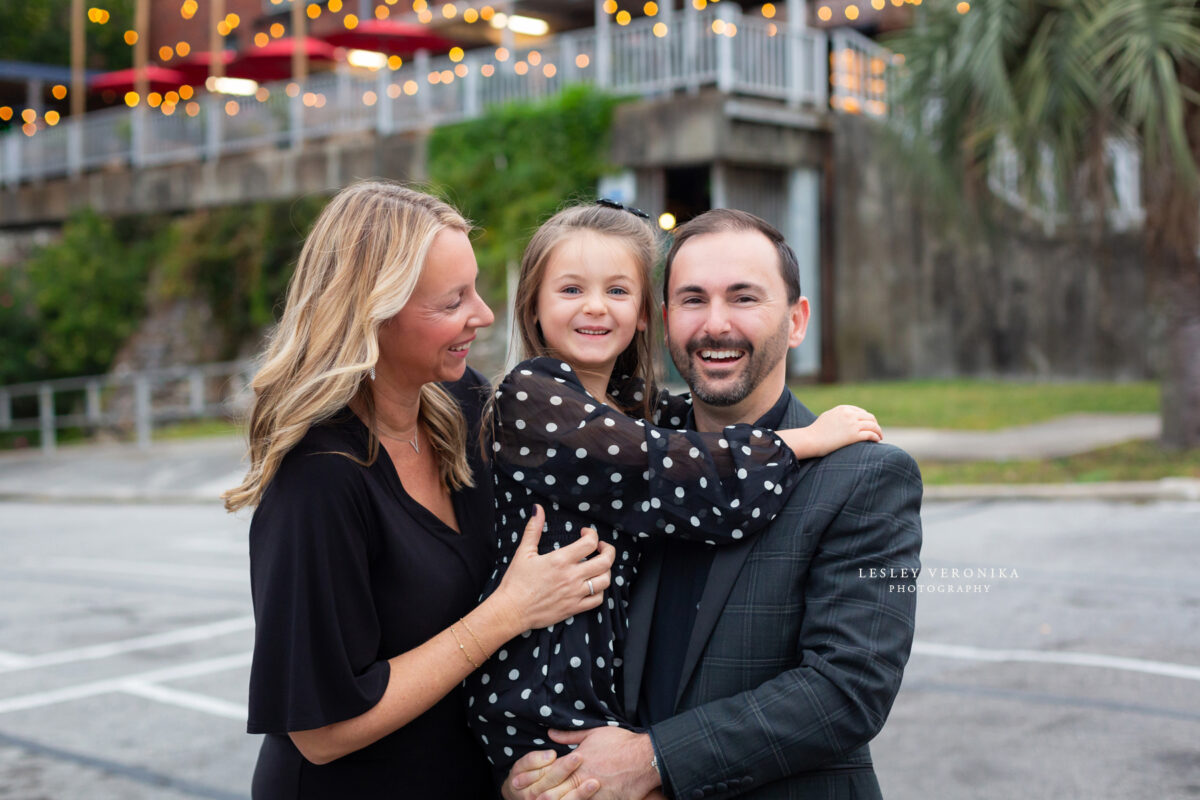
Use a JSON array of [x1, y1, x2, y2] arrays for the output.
[[223, 181, 475, 512]]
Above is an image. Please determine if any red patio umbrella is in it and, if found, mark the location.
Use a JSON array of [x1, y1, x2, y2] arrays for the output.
[[227, 37, 342, 82], [171, 50, 236, 86], [89, 65, 188, 93], [320, 20, 454, 56]]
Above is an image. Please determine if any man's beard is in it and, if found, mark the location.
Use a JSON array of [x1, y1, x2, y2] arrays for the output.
[[669, 320, 791, 407]]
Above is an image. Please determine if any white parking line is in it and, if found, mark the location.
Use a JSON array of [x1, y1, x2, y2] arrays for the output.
[[120, 681, 246, 720], [0, 616, 254, 674], [913, 641, 1200, 682], [0, 652, 30, 669], [0, 652, 252, 715]]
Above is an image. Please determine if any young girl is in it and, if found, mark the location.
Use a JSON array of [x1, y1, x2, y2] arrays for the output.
[[465, 202, 881, 783]]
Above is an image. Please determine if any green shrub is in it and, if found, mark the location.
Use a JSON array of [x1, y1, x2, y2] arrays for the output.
[[428, 84, 623, 291], [25, 208, 151, 378]]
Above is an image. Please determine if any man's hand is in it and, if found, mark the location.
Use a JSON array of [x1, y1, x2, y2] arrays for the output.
[[548, 728, 661, 800], [502, 749, 599, 800]]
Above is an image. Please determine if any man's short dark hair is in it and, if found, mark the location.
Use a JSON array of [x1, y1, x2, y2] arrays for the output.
[[662, 209, 802, 305]]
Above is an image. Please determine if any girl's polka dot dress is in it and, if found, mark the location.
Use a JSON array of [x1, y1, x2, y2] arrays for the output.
[[465, 357, 800, 778]]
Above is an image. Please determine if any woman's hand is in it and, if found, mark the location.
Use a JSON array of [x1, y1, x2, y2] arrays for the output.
[[502, 749, 599, 800], [490, 504, 616, 633], [781, 405, 882, 459]]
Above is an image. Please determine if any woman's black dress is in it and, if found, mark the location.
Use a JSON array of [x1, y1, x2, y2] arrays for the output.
[[464, 357, 802, 780], [246, 369, 496, 799]]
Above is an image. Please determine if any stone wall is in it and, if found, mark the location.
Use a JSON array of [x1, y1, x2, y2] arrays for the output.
[[831, 112, 1159, 381]]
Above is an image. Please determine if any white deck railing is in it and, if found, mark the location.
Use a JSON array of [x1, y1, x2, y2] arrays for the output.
[[1, 6, 831, 186]]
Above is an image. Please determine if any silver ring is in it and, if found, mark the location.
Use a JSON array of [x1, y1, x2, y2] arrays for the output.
[[586, 578, 595, 596]]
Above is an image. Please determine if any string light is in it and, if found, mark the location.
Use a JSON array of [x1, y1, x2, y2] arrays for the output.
[[179, 85, 194, 100], [450, 47, 465, 62], [957, 1, 970, 12], [817, 6, 832, 21], [363, 90, 377, 106], [255, 87, 270, 101], [345, 14, 359, 28], [254, 32, 268, 47], [0, 107, 12, 122], [388, 55, 403, 69], [481, 64, 495, 77], [495, 47, 510, 62], [148, 92, 163, 108], [124, 30, 138, 45], [575, 54, 590, 68], [403, 80, 418, 95], [45, 110, 61, 126], [464, 8, 479, 23], [159, 45, 175, 60], [21, 109, 36, 123], [603, 0, 617, 13], [543, 64, 556, 78], [387, 83, 402, 98], [527, 50, 541, 66], [286, 82, 300, 97], [270, 22, 286, 37], [328, 0, 342, 10], [644, 2, 658, 14], [124, 91, 139, 107], [306, 4, 321, 19], [480, 6, 495, 21], [762, 3, 776, 18], [442, 3, 457, 18], [846, 5, 859, 20], [177, 42, 190, 56], [52, 85, 68, 100], [185, 101, 200, 116], [616, 10, 631, 25], [375, 5, 389, 19], [455, 63, 469, 77], [653, 22, 668, 37], [514, 61, 528, 75]]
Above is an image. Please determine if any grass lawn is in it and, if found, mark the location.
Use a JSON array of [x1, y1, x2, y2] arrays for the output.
[[918, 441, 1200, 485], [788, 379, 1159, 430], [154, 419, 244, 440]]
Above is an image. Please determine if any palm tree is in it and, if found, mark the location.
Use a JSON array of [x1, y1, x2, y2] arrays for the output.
[[886, 0, 1200, 448]]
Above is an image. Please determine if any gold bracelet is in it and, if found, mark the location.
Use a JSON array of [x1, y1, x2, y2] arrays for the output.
[[460, 616, 487, 659], [449, 626, 479, 669]]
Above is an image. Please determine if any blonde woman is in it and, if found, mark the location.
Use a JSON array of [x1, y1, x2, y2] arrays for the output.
[[224, 181, 615, 800]]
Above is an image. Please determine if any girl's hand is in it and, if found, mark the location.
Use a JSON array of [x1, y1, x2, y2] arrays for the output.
[[783, 405, 882, 459], [491, 504, 616, 633]]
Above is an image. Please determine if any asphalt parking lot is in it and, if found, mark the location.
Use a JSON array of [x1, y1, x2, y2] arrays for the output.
[[1, 497, 1197, 800]]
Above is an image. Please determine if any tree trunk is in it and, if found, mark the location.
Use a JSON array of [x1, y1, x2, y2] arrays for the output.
[[1160, 267, 1200, 450]]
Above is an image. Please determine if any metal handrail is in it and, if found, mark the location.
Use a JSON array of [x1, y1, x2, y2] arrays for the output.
[[0, 360, 255, 453]]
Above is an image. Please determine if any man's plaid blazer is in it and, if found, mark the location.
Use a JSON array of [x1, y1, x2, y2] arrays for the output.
[[623, 393, 923, 799]]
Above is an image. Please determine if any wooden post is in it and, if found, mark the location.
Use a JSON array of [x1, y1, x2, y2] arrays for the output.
[[292, 0, 308, 85], [71, 0, 85, 118], [134, 0, 149, 101]]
